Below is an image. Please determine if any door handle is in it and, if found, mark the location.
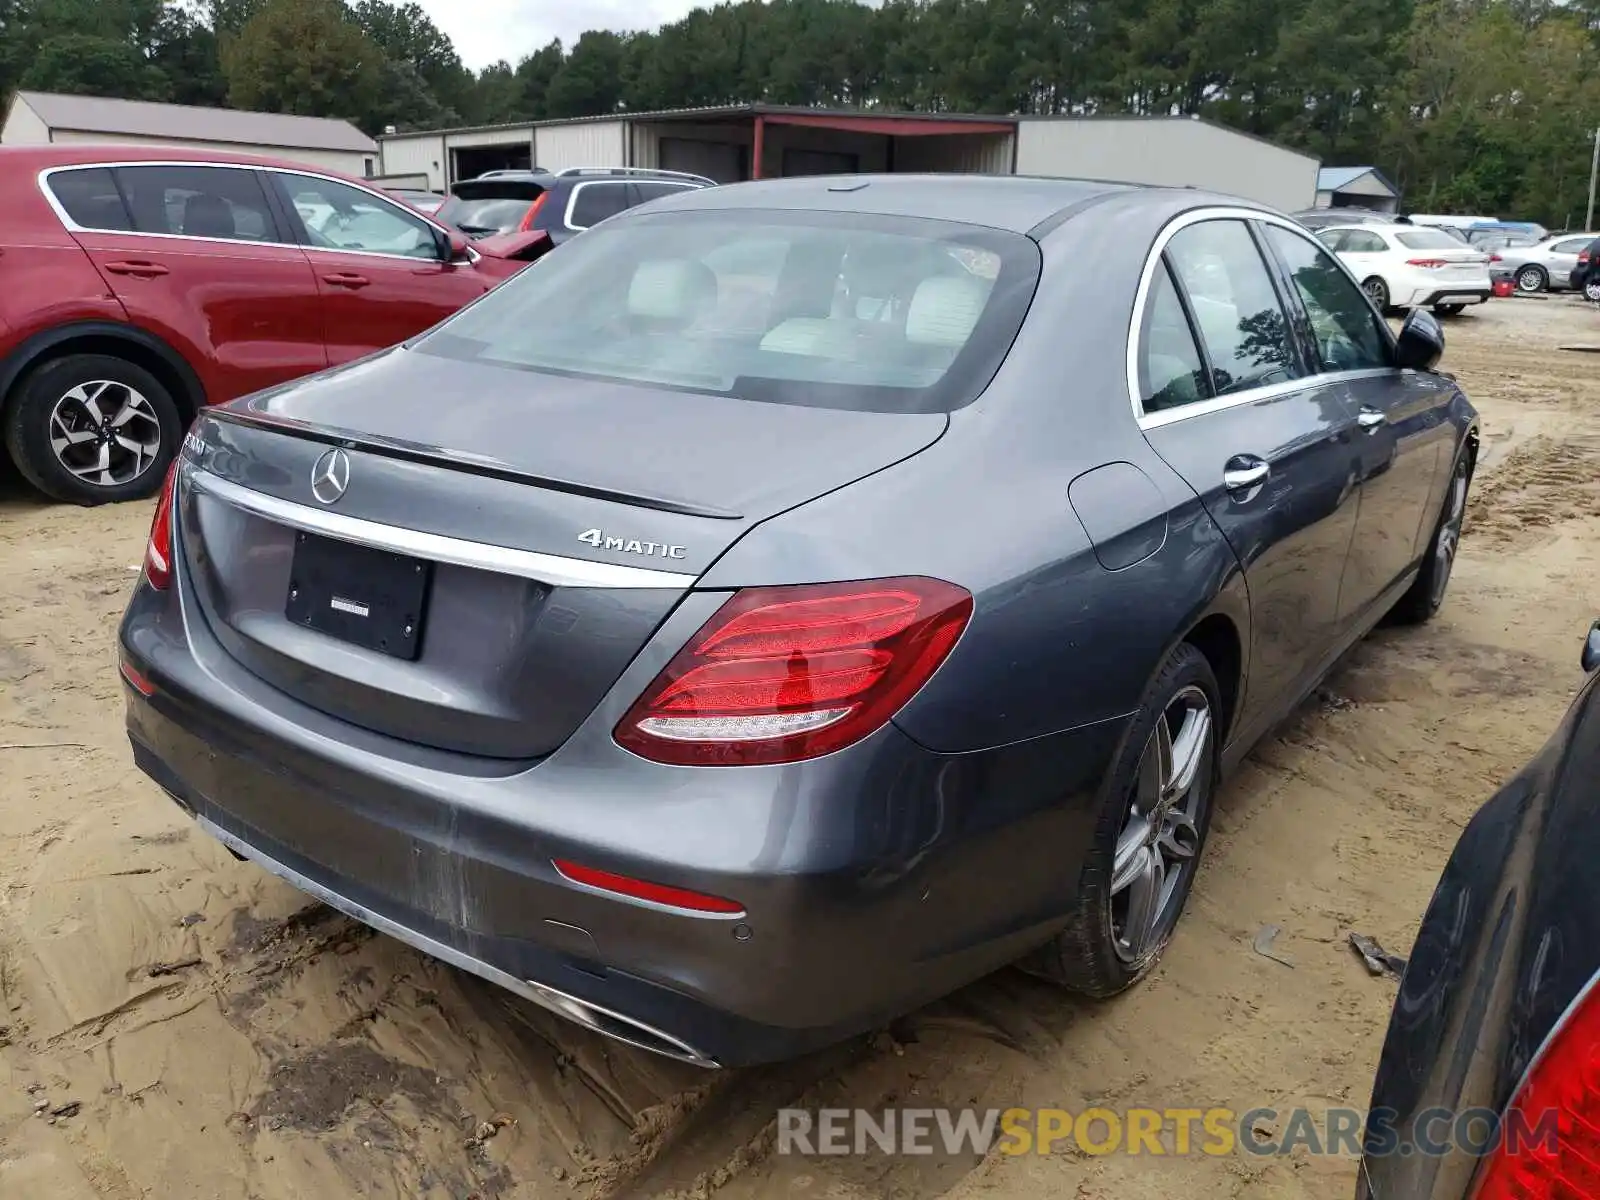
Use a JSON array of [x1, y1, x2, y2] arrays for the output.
[[1223, 459, 1271, 492], [1357, 408, 1387, 432], [321, 272, 370, 289], [102, 260, 169, 278]]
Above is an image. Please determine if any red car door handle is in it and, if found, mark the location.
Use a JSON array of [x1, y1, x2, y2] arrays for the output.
[[322, 272, 371, 289], [102, 260, 169, 278]]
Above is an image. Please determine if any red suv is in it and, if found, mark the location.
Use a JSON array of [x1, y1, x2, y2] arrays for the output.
[[0, 146, 546, 505]]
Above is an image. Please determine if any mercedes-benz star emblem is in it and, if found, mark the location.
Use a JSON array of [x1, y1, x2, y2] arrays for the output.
[[310, 448, 351, 505]]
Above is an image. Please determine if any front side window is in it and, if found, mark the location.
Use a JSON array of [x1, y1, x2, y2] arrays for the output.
[[272, 174, 439, 259], [1139, 261, 1211, 413], [567, 182, 631, 229], [114, 165, 277, 241], [45, 167, 133, 231], [414, 209, 1040, 414], [1263, 225, 1391, 372], [1165, 220, 1300, 396]]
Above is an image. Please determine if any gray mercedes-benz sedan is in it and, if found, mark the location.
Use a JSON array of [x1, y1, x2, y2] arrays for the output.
[[119, 174, 1479, 1067]]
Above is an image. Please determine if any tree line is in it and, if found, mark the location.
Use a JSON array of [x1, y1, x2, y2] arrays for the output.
[[2, 0, 1598, 226]]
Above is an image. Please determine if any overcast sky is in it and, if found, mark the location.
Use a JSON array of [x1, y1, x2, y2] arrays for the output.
[[414, 0, 717, 71]]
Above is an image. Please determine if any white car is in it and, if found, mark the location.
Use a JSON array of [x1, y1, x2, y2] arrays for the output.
[[1316, 223, 1493, 315]]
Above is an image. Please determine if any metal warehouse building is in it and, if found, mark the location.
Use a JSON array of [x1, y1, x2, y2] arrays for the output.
[[2, 91, 379, 177], [379, 105, 1320, 212]]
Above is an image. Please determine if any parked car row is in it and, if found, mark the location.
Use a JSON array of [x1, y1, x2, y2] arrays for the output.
[[0, 147, 710, 505]]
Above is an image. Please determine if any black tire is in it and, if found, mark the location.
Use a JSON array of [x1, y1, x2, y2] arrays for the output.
[[1515, 265, 1548, 294], [1390, 449, 1472, 626], [1362, 276, 1390, 312], [1026, 641, 1220, 997], [2, 354, 181, 505], [1433, 304, 1465, 317]]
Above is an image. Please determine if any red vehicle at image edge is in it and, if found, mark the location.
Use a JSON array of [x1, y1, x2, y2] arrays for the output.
[[0, 145, 549, 506]]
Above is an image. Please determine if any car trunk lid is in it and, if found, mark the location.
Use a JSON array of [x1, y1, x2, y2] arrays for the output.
[[176, 347, 946, 759]]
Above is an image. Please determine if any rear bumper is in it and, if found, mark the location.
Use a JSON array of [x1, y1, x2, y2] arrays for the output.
[[120, 561, 1126, 1066], [1416, 286, 1491, 307]]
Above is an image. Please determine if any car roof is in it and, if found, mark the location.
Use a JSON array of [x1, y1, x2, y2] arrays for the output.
[[632, 173, 1264, 235], [0, 142, 363, 176]]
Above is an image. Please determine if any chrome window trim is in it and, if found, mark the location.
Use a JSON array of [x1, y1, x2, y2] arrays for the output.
[[186, 467, 699, 590], [1128, 206, 1401, 430], [563, 178, 640, 232], [37, 160, 471, 264]]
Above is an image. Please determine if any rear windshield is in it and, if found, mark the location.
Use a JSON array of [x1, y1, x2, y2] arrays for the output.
[[437, 182, 544, 236], [1395, 229, 1462, 250], [414, 209, 1041, 413]]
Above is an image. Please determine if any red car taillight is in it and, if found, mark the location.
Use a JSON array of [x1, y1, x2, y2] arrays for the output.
[[517, 192, 548, 232], [143, 462, 178, 590], [613, 578, 973, 766], [1472, 976, 1600, 1198], [1490, 253, 1504, 263], [1408, 257, 1450, 269], [1580, 251, 1592, 265]]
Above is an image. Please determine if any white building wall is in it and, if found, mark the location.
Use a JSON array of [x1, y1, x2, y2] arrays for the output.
[[380, 133, 446, 190], [533, 120, 627, 172], [1016, 117, 1319, 211], [0, 96, 51, 144], [43, 129, 372, 175]]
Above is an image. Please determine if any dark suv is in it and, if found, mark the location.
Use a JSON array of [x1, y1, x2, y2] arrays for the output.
[[436, 167, 715, 243]]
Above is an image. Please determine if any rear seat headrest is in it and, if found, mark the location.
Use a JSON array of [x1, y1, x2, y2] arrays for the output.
[[628, 259, 718, 322], [905, 275, 990, 347]]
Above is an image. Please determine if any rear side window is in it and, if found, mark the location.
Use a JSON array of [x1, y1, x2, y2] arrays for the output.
[[1553, 238, 1591, 254], [633, 181, 697, 204], [567, 182, 631, 230], [46, 167, 133, 231], [415, 208, 1041, 414], [1165, 220, 1301, 396], [115, 165, 277, 242], [1139, 262, 1210, 413]]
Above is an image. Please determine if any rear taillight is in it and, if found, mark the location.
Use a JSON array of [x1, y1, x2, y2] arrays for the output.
[[614, 577, 973, 766], [517, 192, 548, 232], [1472, 974, 1600, 1198], [1580, 251, 1592, 265], [1491, 253, 1504, 263], [1408, 257, 1450, 269], [143, 462, 178, 589]]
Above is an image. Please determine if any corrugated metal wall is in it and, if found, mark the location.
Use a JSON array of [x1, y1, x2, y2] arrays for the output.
[[1015, 117, 1319, 211], [379, 133, 446, 190], [534, 121, 627, 172], [892, 132, 1012, 174]]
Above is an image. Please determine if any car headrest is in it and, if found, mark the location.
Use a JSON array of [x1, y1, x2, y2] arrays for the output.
[[182, 193, 235, 239], [628, 259, 718, 324], [905, 275, 989, 347]]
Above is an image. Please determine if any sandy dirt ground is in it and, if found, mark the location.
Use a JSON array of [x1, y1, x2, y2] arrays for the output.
[[1, 297, 1598, 1200]]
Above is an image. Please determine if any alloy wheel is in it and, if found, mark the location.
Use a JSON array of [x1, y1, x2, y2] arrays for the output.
[[1363, 278, 1388, 308], [1586, 279, 1600, 304], [1431, 461, 1469, 607], [1517, 267, 1545, 293], [48, 380, 162, 488], [1111, 685, 1212, 963]]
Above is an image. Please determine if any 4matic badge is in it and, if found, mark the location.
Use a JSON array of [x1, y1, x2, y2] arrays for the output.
[[578, 529, 687, 560]]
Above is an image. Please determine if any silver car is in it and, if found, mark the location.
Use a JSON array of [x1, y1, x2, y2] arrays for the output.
[[1493, 233, 1598, 292]]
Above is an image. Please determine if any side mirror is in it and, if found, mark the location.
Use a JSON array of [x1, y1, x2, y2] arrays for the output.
[[1583, 620, 1600, 674], [434, 226, 472, 264], [1395, 309, 1445, 371]]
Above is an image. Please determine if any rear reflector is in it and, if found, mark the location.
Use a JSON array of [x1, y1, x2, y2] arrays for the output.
[[119, 660, 156, 696], [144, 462, 179, 590], [553, 859, 744, 915], [1472, 971, 1600, 1197], [614, 577, 972, 766]]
